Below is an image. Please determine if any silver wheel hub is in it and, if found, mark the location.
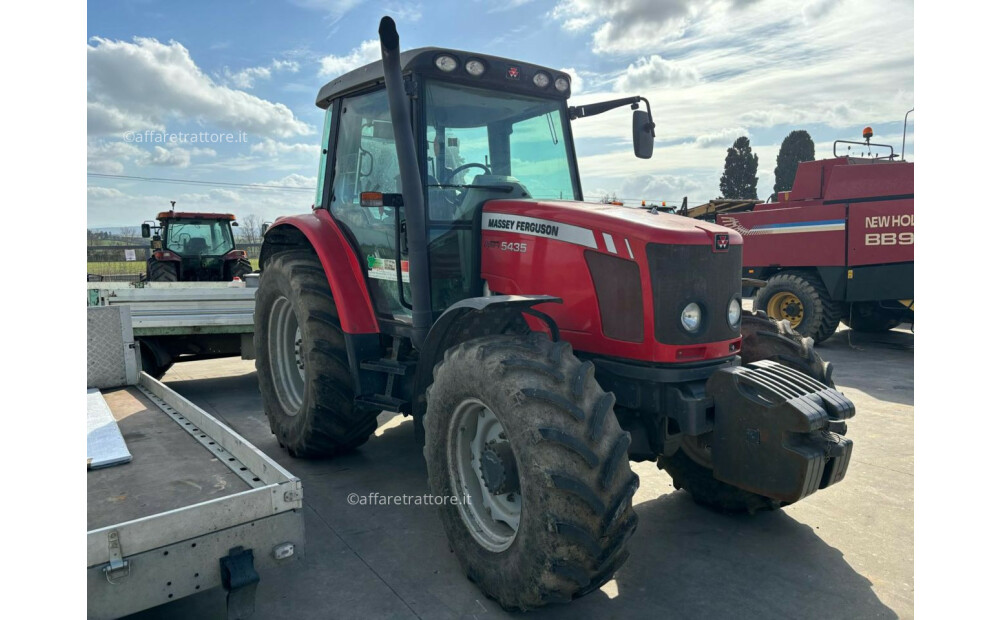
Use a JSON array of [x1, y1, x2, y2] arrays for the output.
[[268, 296, 305, 415], [447, 398, 521, 551]]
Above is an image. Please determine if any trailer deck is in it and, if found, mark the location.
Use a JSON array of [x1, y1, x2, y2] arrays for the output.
[[88, 386, 249, 530]]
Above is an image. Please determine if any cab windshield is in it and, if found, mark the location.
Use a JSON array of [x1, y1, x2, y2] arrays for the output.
[[423, 80, 578, 222], [164, 220, 235, 256]]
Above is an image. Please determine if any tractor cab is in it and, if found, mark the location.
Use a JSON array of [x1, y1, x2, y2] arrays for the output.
[[312, 46, 655, 324], [141, 210, 250, 282]]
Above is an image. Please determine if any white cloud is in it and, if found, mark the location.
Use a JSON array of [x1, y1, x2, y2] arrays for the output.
[[251, 138, 317, 157], [318, 39, 381, 78], [694, 127, 749, 149], [87, 186, 126, 199], [615, 55, 699, 92], [87, 37, 311, 138], [264, 173, 315, 188], [621, 173, 701, 201], [221, 59, 300, 89], [552, 0, 696, 54]]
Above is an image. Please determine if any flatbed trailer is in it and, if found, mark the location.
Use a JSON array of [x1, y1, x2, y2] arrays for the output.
[[87, 306, 303, 619], [86, 280, 257, 378]]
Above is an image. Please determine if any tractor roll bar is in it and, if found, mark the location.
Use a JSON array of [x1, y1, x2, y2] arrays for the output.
[[379, 16, 433, 347]]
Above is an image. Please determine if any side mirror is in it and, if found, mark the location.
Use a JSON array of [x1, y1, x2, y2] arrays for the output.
[[260, 222, 270, 236], [141, 223, 151, 238], [633, 110, 654, 159], [232, 221, 239, 227]]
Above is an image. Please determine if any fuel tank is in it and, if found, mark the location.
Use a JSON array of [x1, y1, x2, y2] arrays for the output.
[[480, 199, 744, 363]]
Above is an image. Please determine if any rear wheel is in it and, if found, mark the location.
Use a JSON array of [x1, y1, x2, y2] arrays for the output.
[[424, 333, 638, 610], [657, 311, 836, 514], [754, 271, 840, 343], [843, 302, 901, 333], [255, 250, 379, 457], [146, 259, 178, 283]]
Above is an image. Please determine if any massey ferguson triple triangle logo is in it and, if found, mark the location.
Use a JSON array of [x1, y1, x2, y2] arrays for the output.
[[714, 233, 730, 252]]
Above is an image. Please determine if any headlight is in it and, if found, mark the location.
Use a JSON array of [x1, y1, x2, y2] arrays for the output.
[[465, 59, 485, 76], [728, 298, 741, 329], [434, 55, 458, 72], [680, 302, 702, 333], [533, 71, 551, 88], [554, 77, 570, 92]]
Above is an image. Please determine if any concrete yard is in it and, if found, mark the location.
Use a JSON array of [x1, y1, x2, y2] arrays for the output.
[[128, 325, 913, 619]]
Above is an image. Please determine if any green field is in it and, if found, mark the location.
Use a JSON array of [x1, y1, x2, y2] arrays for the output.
[[88, 259, 260, 276]]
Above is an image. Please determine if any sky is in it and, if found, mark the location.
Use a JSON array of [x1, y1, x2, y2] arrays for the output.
[[86, 0, 914, 228]]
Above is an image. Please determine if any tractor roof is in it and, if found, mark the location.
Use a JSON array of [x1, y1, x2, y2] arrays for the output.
[[157, 212, 236, 221], [315, 47, 572, 108]]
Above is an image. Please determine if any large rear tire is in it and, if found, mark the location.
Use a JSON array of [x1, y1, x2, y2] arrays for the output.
[[424, 333, 638, 610], [255, 250, 379, 457], [657, 311, 836, 514], [754, 271, 840, 343], [146, 259, 178, 283]]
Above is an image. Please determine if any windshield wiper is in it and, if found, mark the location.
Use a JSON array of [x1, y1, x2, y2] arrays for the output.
[[427, 184, 514, 192]]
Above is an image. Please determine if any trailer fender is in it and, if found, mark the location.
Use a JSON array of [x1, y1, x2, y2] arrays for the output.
[[411, 295, 561, 441], [260, 211, 378, 334]]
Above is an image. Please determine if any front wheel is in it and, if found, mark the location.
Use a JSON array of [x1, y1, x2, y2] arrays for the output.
[[424, 333, 638, 610]]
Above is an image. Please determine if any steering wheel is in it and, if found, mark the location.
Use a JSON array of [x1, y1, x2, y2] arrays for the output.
[[443, 162, 491, 185]]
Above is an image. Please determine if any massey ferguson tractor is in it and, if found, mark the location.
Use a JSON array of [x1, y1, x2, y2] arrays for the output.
[[141, 204, 252, 282], [254, 17, 855, 610], [711, 131, 914, 343]]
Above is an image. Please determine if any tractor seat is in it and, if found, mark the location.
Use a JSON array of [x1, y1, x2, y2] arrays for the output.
[[186, 238, 209, 255]]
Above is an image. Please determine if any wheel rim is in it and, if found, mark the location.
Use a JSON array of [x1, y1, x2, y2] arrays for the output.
[[269, 296, 305, 415], [766, 292, 804, 328], [446, 398, 521, 552], [681, 434, 714, 469]]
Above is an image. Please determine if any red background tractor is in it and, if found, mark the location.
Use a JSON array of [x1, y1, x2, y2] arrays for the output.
[[141, 208, 251, 282]]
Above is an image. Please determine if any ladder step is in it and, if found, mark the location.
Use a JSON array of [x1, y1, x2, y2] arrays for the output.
[[360, 359, 415, 376], [356, 394, 408, 413]]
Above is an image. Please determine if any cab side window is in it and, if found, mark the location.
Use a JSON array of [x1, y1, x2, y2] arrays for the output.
[[329, 89, 411, 319]]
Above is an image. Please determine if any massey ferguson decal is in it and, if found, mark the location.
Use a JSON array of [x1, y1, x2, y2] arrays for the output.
[[483, 214, 598, 249], [714, 233, 730, 252]]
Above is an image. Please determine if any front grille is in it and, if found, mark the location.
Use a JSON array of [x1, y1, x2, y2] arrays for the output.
[[585, 250, 643, 342], [646, 243, 742, 345]]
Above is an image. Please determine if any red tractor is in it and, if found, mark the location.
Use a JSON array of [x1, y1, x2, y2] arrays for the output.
[[141, 205, 252, 282], [713, 132, 914, 342], [255, 17, 855, 610]]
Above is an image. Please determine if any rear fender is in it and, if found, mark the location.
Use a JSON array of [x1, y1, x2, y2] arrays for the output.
[[260, 211, 378, 334]]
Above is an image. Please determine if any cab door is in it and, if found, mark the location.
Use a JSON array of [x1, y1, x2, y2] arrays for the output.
[[326, 88, 411, 321]]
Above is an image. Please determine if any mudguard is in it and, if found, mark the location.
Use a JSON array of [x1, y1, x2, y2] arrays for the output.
[[260, 210, 378, 334], [708, 360, 854, 503]]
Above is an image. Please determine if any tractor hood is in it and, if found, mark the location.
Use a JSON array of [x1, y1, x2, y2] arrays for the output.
[[481, 199, 742, 250]]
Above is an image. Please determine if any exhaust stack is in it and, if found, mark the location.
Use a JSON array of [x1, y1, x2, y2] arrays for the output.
[[379, 16, 433, 346]]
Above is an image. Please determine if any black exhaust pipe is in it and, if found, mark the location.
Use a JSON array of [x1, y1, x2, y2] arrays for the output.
[[379, 16, 433, 346]]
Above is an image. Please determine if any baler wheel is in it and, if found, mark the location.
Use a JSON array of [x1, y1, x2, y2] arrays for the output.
[[754, 271, 841, 343], [255, 250, 379, 457], [424, 333, 638, 610]]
